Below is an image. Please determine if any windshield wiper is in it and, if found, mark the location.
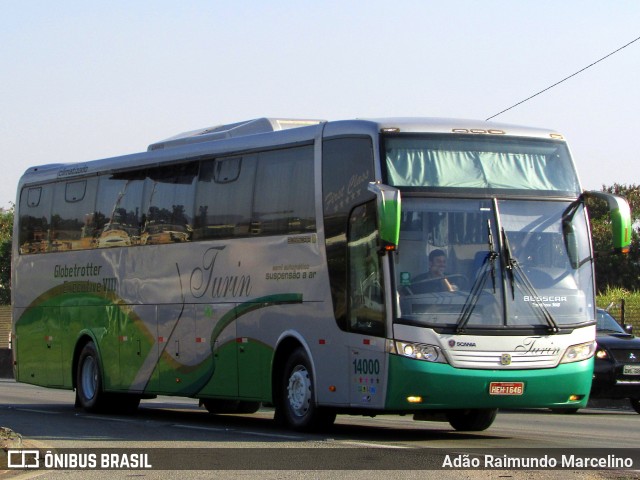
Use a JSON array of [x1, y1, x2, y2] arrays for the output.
[[456, 219, 498, 333], [502, 228, 517, 299], [501, 228, 560, 334]]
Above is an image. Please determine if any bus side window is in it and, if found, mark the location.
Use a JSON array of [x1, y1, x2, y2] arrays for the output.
[[253, 146, 315, 236], [95, 173, 146, 248], [347, 201, 385, 336], [194, 155, 256, 239], [141, 163, 197, 245], [50, 178, 97, 252], [19, 185, 53, 254]]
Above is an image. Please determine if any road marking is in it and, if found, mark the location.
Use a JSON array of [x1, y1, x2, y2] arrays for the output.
[[172, 424, 303, 440], [15, 408, 58, 415], [172, 424, 235, 432], [333, 440, 411, 449], [236, 430, 303, 440], [78, 414, 138, 423]]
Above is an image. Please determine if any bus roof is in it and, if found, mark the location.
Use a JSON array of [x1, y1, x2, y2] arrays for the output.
[[360, 117, 564, 140], [17, 117, 566, 188], [147, 117, 326, 151]]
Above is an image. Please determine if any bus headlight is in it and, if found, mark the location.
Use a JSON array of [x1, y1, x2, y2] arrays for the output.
[[560, 341, 596, 364], [390, 340, 446, 363]]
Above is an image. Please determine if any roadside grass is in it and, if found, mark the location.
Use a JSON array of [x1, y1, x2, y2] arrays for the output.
[[597, 287, 640, 328]]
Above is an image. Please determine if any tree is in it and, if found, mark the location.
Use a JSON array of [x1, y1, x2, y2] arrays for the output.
[[0, 206, 13, 304], [587, 184, 640, 293]]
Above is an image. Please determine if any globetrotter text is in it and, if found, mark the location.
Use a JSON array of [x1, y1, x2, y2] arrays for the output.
[[54, 263, 103, 278]]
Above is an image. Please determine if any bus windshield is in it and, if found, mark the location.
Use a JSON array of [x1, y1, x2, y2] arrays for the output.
[[395, 197, 594, 330], [384, 134, 580, 194]]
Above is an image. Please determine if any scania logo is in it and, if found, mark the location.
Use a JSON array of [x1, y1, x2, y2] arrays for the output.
[[448, 340, 477, 348], [501, 354, 512, 366]]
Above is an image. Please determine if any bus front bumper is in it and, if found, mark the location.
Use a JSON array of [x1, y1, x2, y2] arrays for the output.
[[385, 354, 593, 411]]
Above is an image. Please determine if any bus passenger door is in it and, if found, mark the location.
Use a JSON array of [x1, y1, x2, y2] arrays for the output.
[[196, 303, 238, 398], [236, 308, 265, 399], [156, 304, 198, 395], [347, 201, 387, 409], [117, 305, 155, 393]]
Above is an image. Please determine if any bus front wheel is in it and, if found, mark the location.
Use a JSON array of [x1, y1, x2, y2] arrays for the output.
[[276, 347, 336, 431], [446, 408, 497, 431], [76, 342, 108, 413]]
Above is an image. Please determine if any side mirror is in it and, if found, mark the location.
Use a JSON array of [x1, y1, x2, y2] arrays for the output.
[[625, 324, 634, 335], [585, 191, 631, 254], [368, 182, 401, 253]]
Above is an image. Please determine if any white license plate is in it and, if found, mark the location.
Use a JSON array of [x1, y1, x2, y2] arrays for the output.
[[489, 382, 524, 395], [623, 365, 640, 375]]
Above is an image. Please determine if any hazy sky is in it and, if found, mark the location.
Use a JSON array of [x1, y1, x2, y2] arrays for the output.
[[2, 1, 639, 209]]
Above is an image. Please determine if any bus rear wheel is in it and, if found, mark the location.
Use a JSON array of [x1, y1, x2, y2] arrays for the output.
[[276, 347, 336, 431], [446, 408, 497, 431], [76, 342, 108, 413]]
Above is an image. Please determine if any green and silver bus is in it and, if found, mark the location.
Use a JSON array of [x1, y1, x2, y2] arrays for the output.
[[11, 117, 630, 431]]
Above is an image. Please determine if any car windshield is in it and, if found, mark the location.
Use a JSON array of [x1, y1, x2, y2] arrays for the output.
[[394, 197, 595, 330], [596, 309, 626, 334]]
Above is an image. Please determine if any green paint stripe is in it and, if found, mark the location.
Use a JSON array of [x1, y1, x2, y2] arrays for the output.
[[210, 293, 303, 345]]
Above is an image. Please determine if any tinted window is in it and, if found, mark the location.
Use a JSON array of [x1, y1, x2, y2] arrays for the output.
[[95, 172, 146, 248], [20, 144, 318, 253], [348, 201, 384, 336], [322, 136, 376, 330], [19, 185, 53, 254], [142, 162, 198, 244], [51, 178, 97, 251], [253, 145, 315, 235], [194, 155, 257, 239]]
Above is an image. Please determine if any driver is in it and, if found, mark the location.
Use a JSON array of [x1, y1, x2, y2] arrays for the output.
[[425, 249, 457, 292]]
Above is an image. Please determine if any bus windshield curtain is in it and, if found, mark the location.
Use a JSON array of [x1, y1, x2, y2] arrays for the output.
[[385, 149, 577, 191]]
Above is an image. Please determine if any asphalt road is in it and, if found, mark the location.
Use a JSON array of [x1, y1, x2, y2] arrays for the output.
[[0, 379, 638, 479]]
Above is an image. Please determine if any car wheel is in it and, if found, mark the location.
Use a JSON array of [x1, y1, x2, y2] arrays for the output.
[[630, 398, 640, 414]]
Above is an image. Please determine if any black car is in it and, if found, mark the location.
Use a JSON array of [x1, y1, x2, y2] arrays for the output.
[[591, 308, 640, 413]]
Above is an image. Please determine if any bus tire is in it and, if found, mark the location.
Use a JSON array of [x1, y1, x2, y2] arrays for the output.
[[446, 408, 497, 431], [630, 398, 640, 414], [276, 347, 336, 431], [76, 342, 108, 413]]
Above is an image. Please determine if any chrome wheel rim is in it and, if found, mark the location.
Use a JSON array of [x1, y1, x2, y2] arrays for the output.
[[80, 356, 97, 400], [287, 365, 311, 417]]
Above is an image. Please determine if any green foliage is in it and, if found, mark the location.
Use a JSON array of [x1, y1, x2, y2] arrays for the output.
[[587, 184, 640, 293], [597, 288, 640, 330], [596, 286, 633, 309], [0, 206, 13, 305]]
